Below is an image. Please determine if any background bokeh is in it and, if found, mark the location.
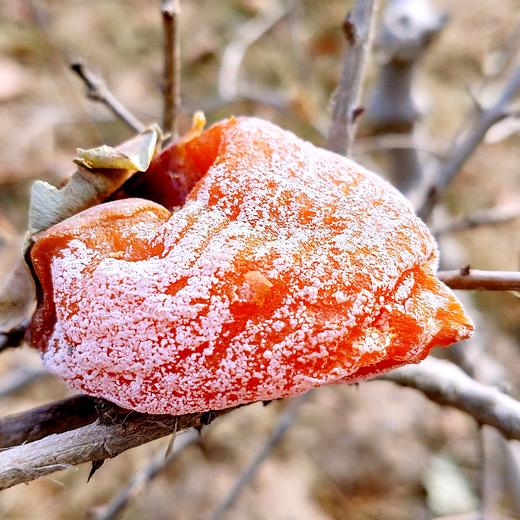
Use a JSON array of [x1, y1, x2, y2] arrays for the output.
[[0, 1, 519, 519]]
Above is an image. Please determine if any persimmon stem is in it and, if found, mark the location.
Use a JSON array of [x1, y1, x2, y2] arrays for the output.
[[161, 0, 181, 140], [71, 62, 146, 133]]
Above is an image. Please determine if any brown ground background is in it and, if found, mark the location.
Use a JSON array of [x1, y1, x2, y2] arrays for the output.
[[0, 1, 519, 519]]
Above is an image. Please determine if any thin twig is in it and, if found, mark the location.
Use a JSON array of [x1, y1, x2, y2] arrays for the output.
[[25, 0, 101, 144], [353, 133, 444, 160], [161, 0, 181, 139], [434, 204, 520, 236], [206, 394, 310, 520], [418, 63, 520, 221], [92, 429, 199, 520], [194, 88, 293, 116], [380, 358, 520, 441], [327, 0, 378, 156], [70, 62, 146, 133], [218, 1, 293, 101], [437, 268, 520, 291]]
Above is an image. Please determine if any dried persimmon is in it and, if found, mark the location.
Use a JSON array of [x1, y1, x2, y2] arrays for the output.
[[29, 117, 473, 414]]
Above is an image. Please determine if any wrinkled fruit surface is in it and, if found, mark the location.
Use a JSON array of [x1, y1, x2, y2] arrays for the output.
[[29, 117, 473, 414]]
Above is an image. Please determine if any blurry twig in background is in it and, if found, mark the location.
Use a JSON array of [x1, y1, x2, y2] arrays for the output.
[[479, 426, 504, 520], [362, 0, 447, 195], [438, 268, 520, 292], [434, 204, 520, 236], [218, 1, 293, 102], [193, 89, 291, 113], [0, 367, 48, 399], [161, 0, 181, 140], [206, 394, 311, 520], [482, 18, 520, 82], [501, 436, 520, 515], [23, 0, 102, 144], [354, 133, 444, 160], [91, 429, 199, 520], [418, 63, 520, 221], [430, 512, 517, 520], [327, 0, 378, 156], [484, 114, 520, 144], [70, 62, 146, 134], [379, 358, 520, 442], [0, 320, 28, 353]]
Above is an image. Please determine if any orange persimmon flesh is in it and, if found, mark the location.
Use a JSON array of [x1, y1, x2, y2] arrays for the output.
[[29, 117, 473, 414]]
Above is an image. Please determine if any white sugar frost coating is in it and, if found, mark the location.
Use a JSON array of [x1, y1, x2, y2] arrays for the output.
[[38, 117, 472, 414]]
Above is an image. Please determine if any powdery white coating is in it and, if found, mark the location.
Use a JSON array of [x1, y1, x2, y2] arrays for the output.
[[32, 117, 473, 414]]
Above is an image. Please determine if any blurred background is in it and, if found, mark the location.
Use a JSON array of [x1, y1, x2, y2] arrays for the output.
[[0, 0, 519, 519]]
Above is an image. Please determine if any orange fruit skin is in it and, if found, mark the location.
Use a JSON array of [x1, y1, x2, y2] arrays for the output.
[[29, 117, 473, 414], [112, 122, 222, 210]]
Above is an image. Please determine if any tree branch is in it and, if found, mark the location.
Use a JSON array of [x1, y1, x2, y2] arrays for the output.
[[327, 0, 378, 156], [0, 394, 98, 449], [437, 268, 520, 291], [380, 358, 520, 441], [433, 204, 520, 236], [161, 0, 181, 139], [70, 62, 146, 134], [0, 402, 239, 490], [418, 63, 520, 221], [206, 394, 310, 520], [3, 356, 520, 491]]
